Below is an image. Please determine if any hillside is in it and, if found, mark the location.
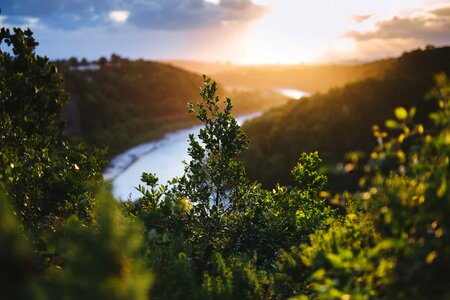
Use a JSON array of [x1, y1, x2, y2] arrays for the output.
[[164, 59, 237, 76], [59, 58, 287, 157], [169, 59, 394, 93], [241, 46, 450, 191], [215, 59, 394, 92]]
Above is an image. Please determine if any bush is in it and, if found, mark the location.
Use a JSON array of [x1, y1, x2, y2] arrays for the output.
[[0, 28, 104, 230], [132, 77, 332, 299], [281, 74, 450, 299]]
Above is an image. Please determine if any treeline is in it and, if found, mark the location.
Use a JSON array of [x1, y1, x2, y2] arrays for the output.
[[2, 28, 450, 300], [241, 46, 450, 192], [57, 45, 399, 159], [57, 57, 287, 157], [200, 59, 393, 93]]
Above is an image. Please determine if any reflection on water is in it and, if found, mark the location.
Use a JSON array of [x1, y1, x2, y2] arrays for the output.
[[104, 112, 261, 200], [274, 87, 309, 100]]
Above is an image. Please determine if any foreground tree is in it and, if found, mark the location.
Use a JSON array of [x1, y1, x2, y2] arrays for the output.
[[0, 28, 104, 230], [130, 76, 332, 299], [0, 191, 153, 300], [43, 193, 153, 300], [0, 192, 42, 300], [279, 74, 450, 299]]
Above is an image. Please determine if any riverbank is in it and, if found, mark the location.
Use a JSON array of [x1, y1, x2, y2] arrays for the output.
[[104, 112, 261, 200], [104, 87, 310, 200]]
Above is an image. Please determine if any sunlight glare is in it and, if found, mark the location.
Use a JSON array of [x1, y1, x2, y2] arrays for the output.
[[234, 0, 416, 64], [108, 10, 130, 24]]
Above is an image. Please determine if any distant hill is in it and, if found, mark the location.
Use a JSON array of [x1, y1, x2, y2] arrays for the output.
[[59, 58, 287, 157], [212, 59, 394, 92], [240, 46, 450, 191], [168, 59, 394, 93], [164, 60, 238, 76], [60, 47, 443, 161]]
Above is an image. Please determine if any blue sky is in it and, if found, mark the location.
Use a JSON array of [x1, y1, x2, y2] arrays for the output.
[[1, 0, 449, 64]]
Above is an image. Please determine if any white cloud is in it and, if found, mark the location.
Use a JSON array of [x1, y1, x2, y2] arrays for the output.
[[345, 5, 450, 43], [2, 0, 266, 30], [108, 10, 130, 24], [352, 14, 373, 23]]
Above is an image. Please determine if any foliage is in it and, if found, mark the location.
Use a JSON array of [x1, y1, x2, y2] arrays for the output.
[[278, 213, 384, 299], [132, 77, 332, 299], [0, 27, 104, 230], [280, 73, 450, 299], [202, 254, 275, 300], [43, 193, 152, 300], [3, 26, 450, 300], [58, 57, 203, 155], [364, 73, 450, 298], [0, 192, 43, 300], [58, 59, 286, 157], [241, 46, 450, 192], [0, 190, 153, 299], [0, 29, 152, 299]]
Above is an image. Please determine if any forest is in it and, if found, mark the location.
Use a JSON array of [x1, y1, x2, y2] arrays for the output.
[[1, 27, 450, 300], [242, 46, 450, 192], [57, 58, 288, 157], [58, 49, 395, 158]]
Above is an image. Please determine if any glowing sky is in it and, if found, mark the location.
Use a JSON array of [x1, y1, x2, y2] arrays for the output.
[[1, 0, 449, 64]]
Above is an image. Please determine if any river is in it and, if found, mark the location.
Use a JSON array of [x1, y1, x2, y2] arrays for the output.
[[104, 88, 308, 200], [104, 112, 261, 200], [274, 88, 309, 100]]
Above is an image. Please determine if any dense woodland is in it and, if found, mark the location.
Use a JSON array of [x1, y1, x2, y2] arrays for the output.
[[58, 47, 397, 158], [58, 58, 287, 156], [1, 27, 450, 300], [242, 46, 450, 192]]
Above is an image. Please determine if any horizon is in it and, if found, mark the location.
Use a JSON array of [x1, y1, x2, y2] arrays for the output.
[[1, 1, 450, 64], [52, 45, 428, 67]]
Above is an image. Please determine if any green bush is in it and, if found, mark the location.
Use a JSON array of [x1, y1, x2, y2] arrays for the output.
[[43, 193, 152, 300], [132, 77, 332, 299], [0, 193, 43, 300], [0, 28, 104, 230], [281, 74, 450, 299]]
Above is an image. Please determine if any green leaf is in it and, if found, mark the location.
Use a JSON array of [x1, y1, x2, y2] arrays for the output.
[[394, 107, 408, 120], [409, 107, 416, 118], [385, 119, 399, 129], [437, 177, 447, 198]]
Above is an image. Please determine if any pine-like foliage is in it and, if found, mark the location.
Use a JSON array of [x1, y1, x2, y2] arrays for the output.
[[133, 77, 332, 299], [0, 28, 105, 230], [44, 193, 153, 300], [279, 74, 450, 299]]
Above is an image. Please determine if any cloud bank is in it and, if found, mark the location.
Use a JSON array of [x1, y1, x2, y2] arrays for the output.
[[0, 0, 266, 30], [346, 5, 450, 45]]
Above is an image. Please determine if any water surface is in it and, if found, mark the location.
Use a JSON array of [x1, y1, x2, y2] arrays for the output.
[[275, 87, 310, 99], [105, 87, 310, 200], [105, 112, 261, 200]]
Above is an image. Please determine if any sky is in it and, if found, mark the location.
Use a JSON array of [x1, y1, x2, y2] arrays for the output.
[[1, 0, 449, 64]]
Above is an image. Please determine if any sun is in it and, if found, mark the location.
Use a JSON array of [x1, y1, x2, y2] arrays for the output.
[[227, 0, 412, 64]]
